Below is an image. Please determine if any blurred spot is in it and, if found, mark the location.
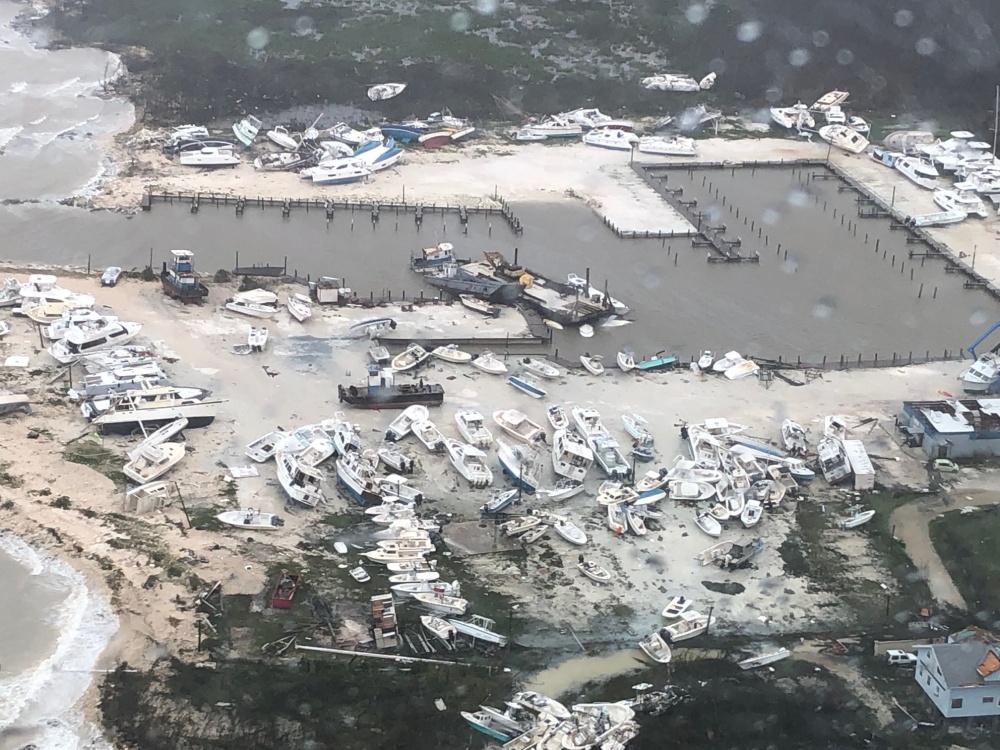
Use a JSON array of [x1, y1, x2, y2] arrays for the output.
[[737, 20, 762, 43], [640, 267, 665, 290], [835, 48, 854, 65], [451, 11, 471, 31], [787, 189, 809, 208], [780, 258, 799, 274], [704, 205, 722, 222], [901, 312, 918, 329], [750, 107, 772, 123], [970, 310, 989, 326], [473, 0, 499, 14], [576, 223, 597, 244], [894, 9, 914, 27], [788, 48, 810, 67], [915, 37, 937, 56], [812, 30, 830, 48], [685, 2, 709, 25], [764, 86, 782, 104], [708, 57, 726, 75], [812, 296, 837, 320], [294, 16, 314, 35], [246, 27, 270, 50], [762, 207, 781, 225]]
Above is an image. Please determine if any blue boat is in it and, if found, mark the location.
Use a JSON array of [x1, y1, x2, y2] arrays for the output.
[[871, 146, 901, 168], [460, 710, 521, 742], [497, 440, 541, 494], [637, 351, 678, 371], [380, 122, 427, 143], [635, 488, 667, 505], [507, 375, 547, 399], [480, 488, 518, 514], [730, 437, 784, 458]]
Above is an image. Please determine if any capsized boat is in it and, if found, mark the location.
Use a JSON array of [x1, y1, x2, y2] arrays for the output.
[[507, 374, 547, 399]]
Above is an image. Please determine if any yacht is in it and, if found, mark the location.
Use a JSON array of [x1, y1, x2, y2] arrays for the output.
[[817, 437, 851, 484], [48, 321, 142, 364], [178, 146, 240, 167], [817, 124, 869, 155], [636, 135, 697, 157], [87, 386, 224, 434], [306, 159, 371, 185], [770, 102, 814, 130], [232, 114, 262, 147], [959, 353, 1000, 393], [225, 290, 280, 318], [933, 188, 989, 219], [552, 428, 594, 481], [67, 363, 167, 401], [894, 156, 939, 190], [558, 108, 634, 131], [582, 128, 638, 151], [518, 118, 584, 139]]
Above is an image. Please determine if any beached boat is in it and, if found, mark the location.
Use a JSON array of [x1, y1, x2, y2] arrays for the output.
[[480, 488, 518, 514], [472, 351, 507, 375], [496, 438, 542, 493], [549, 516, 587, 545], [368, 82, 407, 100], [216, 509, 285, 530], [908, 210, 967, 228], [577, 558, 611, 583], [225, 289, 279, 319], [817, 437, 851, 484], [521, 357, 561, 380], [818, 124, 870, 154], [638, 630, 673, 663], [662, 596, 693, 619], [493, 409, 546, 444], [637, 135, 697, 157], [421, 614, 457, 643], [607, 502, 627, 534], [388, 570, 440, 583], [393, 580, 459, 597], [547, 405, 569, 430], [49, 321, 142, 365], [641, 72, 701, 92], [511, 691, 572, 720], [232, 114, 262, 146], [725, 359, 760, 380], [431, 344, 472, 364], [412, 419, 447, 453], [460, 711, 523, 743], [694, 510, 722, 537], [338, 366, 444, 410], [412, 591, 469, 616], [895, 156, 939, 190], [589, 433, 630, 479], [376, 445, 416, 474], [738, 647, 791, 670], [345, 317, 395, 339], [458, 294, 500, 316], [391, 343, 430, 372], [507, 374, 547, 399], [545, 478, 585, 501], [100, 266, 122, 288], [247, 326, 268, 352], [625, 505, 647, 536], [348, 567, 371, 583], [444, 438, 493, 488], [270, 571, 298, 609], [781, 419, 808, 454], [572, 406, 607, 439], [596, 481, 638, 506], [363, 547, 429, 564], [617, 351, 637, 372], [503, 515, 542, 537], [960, 353, 1000, 393], [385, 404, 429, 442], [552, 428, 593, 481], [448, 615, 509, 647], [160, 250, 209, 305], [840, 508, 875, 529], [770, 102, 814, 130], [455, 409, 493, 448], [664, 610, 712, 642], [87, 388, 223, 434], [367, 345, 390, 365], [410, 242, 458, 273], [740, 498, 764, 527], [934, 188, 989, 218], [286, 296, 311, 323], [711, 351, 742, 373], [384, 559, 437, 573], [308, 160, 371, 185], [123, 442, 185, 484], [518, 117, 584, 139], [518, 525, 548, 545], [276, 451, 325, 507], [583, 128, 638, 151], [580, 354, 605, 375], [622, 414, 653, 443], [637, 351, 677, 371]]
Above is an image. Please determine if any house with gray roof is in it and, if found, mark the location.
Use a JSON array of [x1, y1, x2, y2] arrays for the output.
[[915, 641, 1000, 719]]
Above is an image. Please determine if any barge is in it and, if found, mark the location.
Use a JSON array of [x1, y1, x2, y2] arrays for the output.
[[338, 365, 445, 409]]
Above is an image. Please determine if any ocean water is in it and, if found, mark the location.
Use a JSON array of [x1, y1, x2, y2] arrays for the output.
[[0, 0, 134, 202]]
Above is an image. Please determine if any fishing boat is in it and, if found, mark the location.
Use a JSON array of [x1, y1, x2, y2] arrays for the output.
[[421, 615, 457, 643], [895, 156, 940, 190], [636, 135, 697, 157], [519, 525, 548, 545], [385, 559, 437, 573], [480, 488, 518, 514], [622, 414, 653, 443], [376, 445, 416, 474], [577, 558, 611, 583], [460, 711, 523, 743], [338, 366, 444, 410], [580, 353, 605, 375], [232, 114, 262, 146], [454, 409, 493, 448], [781, 419, 808, 454], [817, 124, 870, 154], [521, 357, 561, 380], [276, 451, 325, 507], [49, 321, 142, 365], [572, 406, 607, 438], [472, 351, 507, 375], [431, 344, 472, 364], [412, 419, 447, 453], [546, 405, 569, 430], [507, 374, 547, 399], [552, 428, 593, 481], [410, 242, 458, 273], [617, 351, 637, 372], [286, 296, 311, 322], [636, 468, 670, 492], [663, 610, 712, 642], [411, 591, 469, 616], [459, 294, 500, 316], [160, 250, 209, 304], [493, 409, 546, 444], [496, 439, 542, 493], [247, 326, 268, 352], [625, 505, 647, 535], [662, 596, 693, 619], [817, 437, 851, 484], [545, 478, 585, 501], [582, 128, 638, 151], [385, 404, 429, 441], [368, 82, 407, 100], [550, 516, 587, 545], [934, 188, 989, 218], [637, 351, 677, 371], [123, 442, 185, 484], [638, 630, 673, 663], [589, 433, 630, 479], [270, 571, 299, 609], [607, 502, 627, 534], [840, 508, 875, 529], [363, 547, 429, 564], [216, 509, 285, 530], [510, 691, 572, 721], [694, 510, 722, 537], [738, 648, 791, 670], [444, 438, 493, 488], [596, 481, 639, 506], [391, 343, 430, 372]]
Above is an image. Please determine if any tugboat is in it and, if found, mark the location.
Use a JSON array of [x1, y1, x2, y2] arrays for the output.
[[338, 365, 445, 410], [160, 249, 209, 304]]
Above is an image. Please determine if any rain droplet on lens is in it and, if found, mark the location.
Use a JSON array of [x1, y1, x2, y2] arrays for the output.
[[787, 189, 809, 208], [294, 16, 314, 35], [894, 9, 914, 27], [788, 48, 810, 67], [450, 11, 471, 31], [836, 48, 854, 65], [970, 310, 989, 326], [762, 207, 781, 225], [780, 258, 798, 274], [685, 2, 709, 25], [737, 20, 762, 43], [812, 295, 837, 320], [915, 37, 937, 56], [764, 87, 783, 104], [812, 30, 830, 48], [474, 0, 499, 14], [246, 27, 270, 50]]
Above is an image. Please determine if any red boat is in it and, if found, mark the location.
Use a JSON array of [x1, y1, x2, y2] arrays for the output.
[[271, 571, 299, 609], [418, 131, 453, 150]]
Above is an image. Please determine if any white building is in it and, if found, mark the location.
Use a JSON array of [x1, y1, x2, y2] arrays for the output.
[[915, 641, 1000, 719]]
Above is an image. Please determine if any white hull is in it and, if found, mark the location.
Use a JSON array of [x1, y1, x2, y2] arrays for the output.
[[217, 509, 284, 530], [276, 451, 325, 507], [444, 438, 493, 488]]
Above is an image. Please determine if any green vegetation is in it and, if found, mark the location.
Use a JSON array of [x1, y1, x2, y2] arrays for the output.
[[930, 506, 1000, 614], [64, 440, 127, 487], [0, 461, 24, 488]]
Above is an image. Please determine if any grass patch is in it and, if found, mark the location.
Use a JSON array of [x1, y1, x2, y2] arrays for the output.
[[103, 512, 175, 568], [0, 461, 24, 488], [861, 492, 935, 613], [186, 505, 225, 531], [64, 440, 127, 487], [930, 506, 1000, 615], [315, 512, 356, 529]]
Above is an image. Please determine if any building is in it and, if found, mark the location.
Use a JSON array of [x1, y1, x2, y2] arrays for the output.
[[915, 641, 1000, 720], [899, 399, 1000, 459]]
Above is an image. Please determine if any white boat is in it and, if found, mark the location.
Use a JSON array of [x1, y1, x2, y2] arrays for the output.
[[622, 414, 653, 443], [817, 124, 870, 154], [664, 610, 713, 642], [364, 548, 429, 564], [699, 71, 717, 89], [636, 468, 670, 492], [216, 509, 285, 530], [960, 353, 1000, 393], [247, 326, 268, 352], [559, 107, 634, 130], [412, 419, 447, 453], [287, 296, 311, 322], [589, 434, 630, 479], [617, 351, 637, 372], [579, 324, 594, 338], [636, 135, 697, 157], [582, 128, 638, 151], [393, 580, 459, 597], [411, 591, 469, 616], [740, 498, 764, 527], [580, 354, 605, 375], [368, 345, 390, 365], [849, 115, 870, 135], [123, 442, 185, 484], [518, 525, 547, 545], [67, 363, 166, 402], [817, 437, 851, 484], [472, 351, 507, 375], [309, 160, 371, 185], [711, 350, 742, 373], [723, 490, 745, 517], [455, 409, 493, 448], [349, 567, 371, 583], [266, 125, 299, 150], [86, 387, 221, 434], [46, 309, 119, 341], [545, 478, 585, 501], [458, 295, 499, 316], [518, 117, 584, 139], [694, 510, 721, 538], [49, 321, 142, 364], [552, 428, 593, 481], [225, 290, 279, 319], [781, 419, 808, 454], [492, 409, 546, 444], [497, 438, 542, 493], [385, 404, 429, 441], [123, 481, 176, 513], [345, 316, 395, 339], [431, 344, 472, 364], [696, 350, 714, 370], [571, 406, 607, 438], [770, 102, 814, 130], [724, 358, 760, 381], [232, 115, 262, 146], [625, 505, 647, 536], [444, 438, 493, 488], [388, 571, 441, 584], [448, 615, 509, 647], [638, 630, 672, 663], [738, 648, 791, 670], [661, 596, 693, 619], [565, 274, 629, 316], [578, 559, 611, 583], [895, 156, 939, 190], [840, 508, 876, 529], [179, 146, 240, 167], [521, 357, 561, 380], [550, 516, 587, 545], [824, 105, 847, 125], [546, 405, 569, 430], [420, 614, 457, 643], [811, 89, 850, 111], [933, 188, 989, 218], [391, 343, 430, 371], [368, 82, 407, 101], [908, 210, 967, 228], [641, 73, 700, 92], [376, 537, 434, 554], [276, 451, 325, 508], [596, 481, 638, 507], [481, 488, 518, 514], [384, 559, 436, 573], [607, 502, 627, 534], [508, 374, 547, 399], [100, 267, 122, 287], [376, 445, 416, 474]]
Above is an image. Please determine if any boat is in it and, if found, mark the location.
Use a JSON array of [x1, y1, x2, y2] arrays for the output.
[[420, 614, 457, 643], [455, 409, 493, 448], [265, 125, 299, 150], [375, 477, 423, 504], [384, 559, 437, 573], [617, 351, 637, 372], [493, 409, 546, 444], [353, 138, 403, 172], [740, 498, 764, 527], [308, 160, 371, 185], [582, 128, 638, 151], [346, 317, 396, 339], [711, 350, 742, 373], [388, 571, 440, 583], [276, 451, 325, 507], [496, 438, 542, 493], [579, 324, 594, 338], [287, 296, 311, 322], [385, 405, 429, 442], [817, 437, 851, 484], [363, 547, 430, 564], [824, 104, 847, 125], [87, 388, 222, 434], [448, 615, 508, 647], [413, 419, 447, 453], [641, 73, 700, 92], [636, 135, 697, 157], [521, 357, 561, 380], [511, 691, 572, 720], [518, 117, 584, 139], [545, 478, 585, 501], [179, 146, 240, 167], [625, 505, 647, 536], [123, 442, 185, 484], [960, 353, 1000, 393], [507, 374, 547, 399], [840, 508, 876, 529], [349, 567, 371, 583], [270, 571, 298, 609], [781, 419, 808, 454], [225, 290, 279, 319], [577, 558, 611, 583], [580, 353, 605, 375], [247, 326, 268, 352], [694, 510, 721, 537], [424, 263, 523, 304], [769, 102, 814, 130], [66, 363, 166, 402], [459, 294, 500, 317], [232, 115, 262, 146], [607, 502, 627, 534], [637, 351, 678, 371], [518, 525, 548, 545], [472, 351, 507, 375], [417, 131, 454, 149], [216, 509, 285, 530], [550, 516, 587, 545], [338, 366, 444, 410], [411, 591, 469, 616], [895, 156, 939, 190], [48, 321, 142, 365], [444, 438, 493, 488], [661, 596, 693, 619], [638, 629, 672, 663], [559, 107, 634, 130], [663, 610, 712, 642], [697, 352, 716, 372], [589, 434, 630, 479], [431, 344, 472, 364], [552, 428, 593, 481], [410, 242, 458, 273], [100, 267, 122, 287], [46, 309, 119, 341], [460, 711, 522, 743], [503, 515, 542, 536], [379, 120, 427, 143], [160, 250, 209, 304], [738, 648, 791, 670], [817, 124, 870, 154], [123, 481, 177, 512], [481, 488, 518, 514], [368, 82, 407, 101], [392, 581, 458, 598], [934, 188, 989, 218], [368, 345, 390, 365], [572, 406, 607, 438], [908, 210, 967, 228], [622, 414, 653, 443], [377, 447, 417, 477], [546, 405, 569, 430], [596, 481, 638, 507], [811, 89, 850, 111]]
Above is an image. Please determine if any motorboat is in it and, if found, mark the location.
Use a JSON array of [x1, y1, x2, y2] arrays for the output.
[[455, 409, 493, 448], [449, 615, 509, 647], [934, 188, 988, 218], [817, 437, 851, 484], [392, 580, 459, 597], [663, 610, 713, 642], [308, 159, 371, 185], [738, 648, 792, 671], [607, 502, 627, 534], [431, 344, 472, 364], [589, 434, 630, 479], [849, 116, 870, 135], [625, 505, 647, 535], [460, 710, 524, 743], [566, 273, 629, 315], [724, 358, 760, 381], [345, 316, 395, 339], [411, 242, 458, 273], [817, 124, 869, 154], [617, 351, 637, 372], [517, 117, 584, 139], [273, 424, 334, 457], [636, 467, 670, 492], [823, 105, 847, 125], [379, 120, 428, 143], [571, 406, 607, 439], [286, 295, 311, 323], [412, 419, 447, 453], [636, 135, 697, 157], [521, 357, 561, 380], [840, 508, 876, 529], [492, 409, 546, 444], [781, 419, 808, 454], [472, 351, 508, 375], [368, 82, 407, 101], [377, 476, 424, 504], [444, 437, 493, 488], [388, 570, 440, 583], [545, 478, 585, 501], [225, 289, 279, 319], [275, 451, 325, 507], [549, 515, 587, 545], [811, 90, 850, 111], [641, 73, 700, 92], [459, 294, 500, 316], [622, 414, 653, 444], [363, 547, 430, 564], [662, 596, 693, 619], [100, 267, 122, 287], [824, 415, 850, 440], [711, 350, 742, 373], [481, 488, 518, 514], [596, 481, 639, 507], [638, 629, 672, 663], [335, 451, 385, 506], [123, 442, 185, 484], [547, 405, 569, 430], [770, 102, 814, 130], [348, 567, 371, 583], [232, 115, 262, 146], [507, 374, 547, 399], [247, 326, 268, 352], [582, 128, 638, 151], [265, 125, 299, 150], [376, 445, 416, 474], [518, 524, 548, 545], [496, 438, 542, 493], [368, 345, 390, 365], [420, 615, 457, 644], [552, 428, 593, 481], [324, 122, 383, 146], [694, 510, 722, 537], [67, 363, 166, 402], [558, 108, 634, 131], [697, 350, 714, 370], [908, 210, 968, 228], [960, 353, 1000, 393], [578, 558, 611, 583], [741, 498, 764, 527], [580, 354, 605, 375], [48, 321, 143, 365], [46, 309, 119, 341], [216, 509, 285, 530], [895, 156, 939, 190], [390, 343, 430, 372], [353, 138, 403, 172], [179, 146, 240, 167], [417, 130, 454, 149]]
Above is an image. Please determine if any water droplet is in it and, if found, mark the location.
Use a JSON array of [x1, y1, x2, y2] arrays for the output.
[[915, 37, 937, 56], [788, 48, 810, 67], [787, 189, 809, 208], [685, 2, 709, 25], [708, 57, 726, 75], [294, 16, 314, 35], [812, 296, 837, 320], [764, 87, 783, 104], [246, 27, 270, 50], [450, 11, 470, 32], [780, 258, 798, 274], [970, 310, 989, 326], [762, 207, 781, 225], [812, 30, 830, 48], [835, 48, 854, 65], [737, 21, 762, 43], [474, 0, 499, 14], [894, 9, 914, 27]]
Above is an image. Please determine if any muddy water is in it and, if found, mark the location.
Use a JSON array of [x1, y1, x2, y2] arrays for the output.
[[523, 648, 648, 698]]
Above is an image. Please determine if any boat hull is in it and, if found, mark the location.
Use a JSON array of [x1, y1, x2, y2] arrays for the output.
[[338, 383, 444, 409], [160, 274, 209, 304]]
